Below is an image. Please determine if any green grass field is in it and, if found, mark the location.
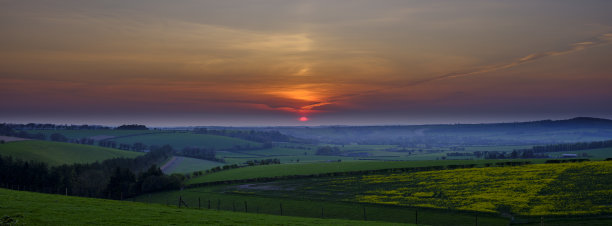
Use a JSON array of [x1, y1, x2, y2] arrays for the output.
[[0, 140, 143, 166], [547, 147, 612, 159], [163, 156, 225, 174], [136, 185, 508, 225], [186, 159, 542, 185], [0, 188, 405, 226], [228, 161, 611, 216], [143, 161, 612, 225], [110, 132, 262, 150], [23, 129, 163, 140]]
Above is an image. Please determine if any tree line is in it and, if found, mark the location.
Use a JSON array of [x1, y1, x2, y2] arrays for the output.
[[0, 145, 182, 199], [193, 128, 304, 143], [476, 139, 612, 159]]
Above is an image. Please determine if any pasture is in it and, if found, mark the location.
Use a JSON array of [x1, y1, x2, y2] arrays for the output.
[[23, 129, 163, 140], [136, 185, 508, 225], [161, 156, 225, 174], [109, 132, 262, 150], [138, 160, 612, 225], [0, 188, 404, 225], [226, 161, 611, 216], [186, 159, 544, 185], [0, 140, 142, 165]]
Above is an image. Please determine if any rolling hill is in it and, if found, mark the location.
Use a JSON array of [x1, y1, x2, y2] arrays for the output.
[[0, 188, 403, 225], [0, 140, 143, 166], [109, 132, 262, 150]]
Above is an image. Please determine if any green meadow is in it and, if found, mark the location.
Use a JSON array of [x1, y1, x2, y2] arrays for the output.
[[136, 185, 507, 225], [109, 132, 262, 150], [24, 129, 163, 140], [0, 188, 404, 226], [0, 140, 142, 166], [186, 159, 544, 185], [162, 156, 226, 174]]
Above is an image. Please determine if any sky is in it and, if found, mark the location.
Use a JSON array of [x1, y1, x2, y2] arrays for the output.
[[1, 0, 612, 126]]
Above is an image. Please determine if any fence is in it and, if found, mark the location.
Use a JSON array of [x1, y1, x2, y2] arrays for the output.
[[147, 195, 611, 226], [3, 184, 611, 225]]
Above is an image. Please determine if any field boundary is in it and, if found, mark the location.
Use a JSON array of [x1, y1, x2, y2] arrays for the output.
[[186, 161, 532, 188]]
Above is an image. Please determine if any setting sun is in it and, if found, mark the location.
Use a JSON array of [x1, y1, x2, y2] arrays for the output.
[[299, 116, 309, 122]]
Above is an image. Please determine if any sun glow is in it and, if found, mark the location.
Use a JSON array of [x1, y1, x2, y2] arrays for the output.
[[269, 89, 322, 102], [299, 116, 309, 122]]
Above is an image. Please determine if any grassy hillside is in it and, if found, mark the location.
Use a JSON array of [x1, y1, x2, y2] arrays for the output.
[[0, 188, 404, 226], [110, 132, 262, 150], [162, 156, 225, 174], [24, 129, 162, 140], [230, 161, 612, 216], [187, 159, 543, 185], [138, 186, 508, 226], [0, 140, 142, 165], [143, 161, 612, 225]]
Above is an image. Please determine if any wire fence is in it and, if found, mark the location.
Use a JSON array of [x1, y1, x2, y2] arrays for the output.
[[3, 183, 611, 225]]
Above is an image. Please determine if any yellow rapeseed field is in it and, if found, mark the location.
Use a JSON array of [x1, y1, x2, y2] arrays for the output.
[[354, 161, 612, 216]]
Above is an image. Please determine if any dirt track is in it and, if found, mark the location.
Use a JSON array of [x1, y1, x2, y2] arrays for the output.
[[160, 156, 184, 174], [0, 136, 29, 142]]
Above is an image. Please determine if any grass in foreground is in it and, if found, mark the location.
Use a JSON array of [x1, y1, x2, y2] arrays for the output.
[[137, 185, 508, 226], [0, 188, 405, 226], [225, 161, 611, 216], [0, 140, 142, 166]]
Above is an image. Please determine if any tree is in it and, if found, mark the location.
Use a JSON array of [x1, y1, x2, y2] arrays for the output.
[[105, 167, 135, 199], [50, 133, 68, 142], [116, 124, 148, 130]]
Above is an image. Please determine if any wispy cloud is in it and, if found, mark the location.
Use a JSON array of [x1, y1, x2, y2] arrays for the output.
[[297, 33, 612, 113], [409, 33, 612, 85]]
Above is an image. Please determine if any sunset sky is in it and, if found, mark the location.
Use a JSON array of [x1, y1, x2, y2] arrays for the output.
[[1, 0, 612, 126]]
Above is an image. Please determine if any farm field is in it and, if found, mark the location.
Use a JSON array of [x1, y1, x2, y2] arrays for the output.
[[23, 129, 164, 140], [136, 185, 508, 225], [218, 148, 355, 165], [0, 140, 143, 165], [109, 132, 262, 150], [226, 161, 612, 217], [546, 147, 612, 159], [186, 159, 544, 185], [0, 188, 404, 226], [161, 156, 225, 174]]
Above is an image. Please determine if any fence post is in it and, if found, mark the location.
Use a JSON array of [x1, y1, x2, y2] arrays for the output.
[[208, 199, 211, 209], [198, 197, 201, 209], [415, 209, 418, 225], [321, 207, 324, 218], [280, 203, 283, 216], [475, 215, 478, 226], [363, 206, 367, 221], [232, 201, 236, 212], [244, 201, 248, 213], [540, 216, 543, 226], [179, 196, 182, 208], [217, 199, 220, 210]]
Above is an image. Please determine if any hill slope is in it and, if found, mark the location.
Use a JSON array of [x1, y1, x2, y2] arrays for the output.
[[0, 188, 403, 225], [266, 117, 612, 145], [0, 140, 142, 165], [109, 132, 262, 150]]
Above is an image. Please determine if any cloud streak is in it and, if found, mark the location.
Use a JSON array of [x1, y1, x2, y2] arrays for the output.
[[408, 33, 612, 86], [293, 33, 612, 113]]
